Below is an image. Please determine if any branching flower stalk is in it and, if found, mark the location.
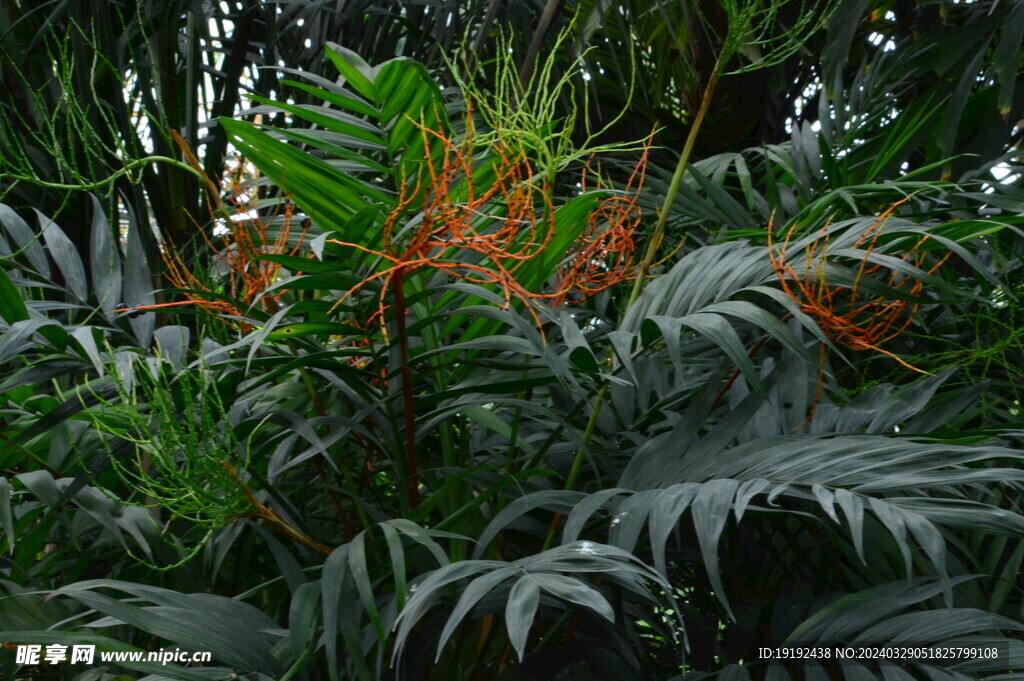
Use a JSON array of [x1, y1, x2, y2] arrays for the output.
[[768, 201, 952, 371], [325, 96, 650, 511], [0, 23, 203, 202], [81, 358, 325, 562], [158, 138, 311, 324], [78, 359, 249, 563], [628, 0, 839, 307], [324, 27, 652, 512], [767, 201, 952, 422], [328, 121, 554, 328], [328, 121, 650, 330], [329, 121, 558, 510], [328, 21, 652, 333], [451, 24, 644, 187]]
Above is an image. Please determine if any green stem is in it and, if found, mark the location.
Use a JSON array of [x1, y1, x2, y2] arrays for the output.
[[4, 155, 203, 191], [542, 385, 607, 551], [554, 48, 728, 557], [563, 385, 606, 494], [504, 376, 531, 475], [531, 610, 572, 654], [627, 54, 723, 308]]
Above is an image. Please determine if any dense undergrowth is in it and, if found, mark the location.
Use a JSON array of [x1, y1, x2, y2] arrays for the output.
[[1, 1, 1024, 680]]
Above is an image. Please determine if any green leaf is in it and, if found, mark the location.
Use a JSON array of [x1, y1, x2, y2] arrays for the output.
[[52, 581, 283, 674], [88, 194, 121, 310], [280, 78, 378, 118], [993, 1, 1024, 116], [0, 204, 49, 277], [265, 322, 359, 340], [324, 43, 376, 101], [220, 117, 385, 232], [36, 210, 88, 300], [0, 265, 29, 323], [0, 476, 14, 554], [691, 479, 740, 620], [435, 566, 518, 661], [245, 94, 385, 147], [532, 573, 614, 622], [461, 406, 538, 459], [505, 575, 542, 662], [321, 546, 372, 681], [348, 531, 386, 644], [122, 204, 154, 347]]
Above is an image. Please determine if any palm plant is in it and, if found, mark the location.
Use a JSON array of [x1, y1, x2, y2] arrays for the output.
[[1, 1, 1023, 681]]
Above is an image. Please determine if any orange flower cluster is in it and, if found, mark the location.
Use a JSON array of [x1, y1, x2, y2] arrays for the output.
[[553, 147, 651, 305], [161, 161, 310, 322], [329, 123, 650, 327], [108, 132, 311, 323], [768, 200, 950, 371]]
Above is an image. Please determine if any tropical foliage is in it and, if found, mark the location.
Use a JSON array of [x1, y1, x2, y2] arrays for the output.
[[1, 1, 1023, 680]]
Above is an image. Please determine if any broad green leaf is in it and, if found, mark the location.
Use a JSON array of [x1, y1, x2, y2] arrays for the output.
[[122, 204, 154, 347], [691, 479, 740, 619], [279, 78, 378, 118], [0, 204, 49, 276], [435, 566, 518, 661], [505, 575, 541, 661], [993, 1, 1024, 116], [324, 43, 376, 100], [220, 117, 379, 232], [532, 573, 614, 622], [36, 210, 88, 300], [265, 322, 358, 340], [246, 94, 385, 147], [88, 194, 121, 310]]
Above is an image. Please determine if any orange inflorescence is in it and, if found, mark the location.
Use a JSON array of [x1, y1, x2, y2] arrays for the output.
[[554, 147, 651, 305], [329, 122, 650, 328], [768, 199, 951, 371], [159, 158, 310, 324]]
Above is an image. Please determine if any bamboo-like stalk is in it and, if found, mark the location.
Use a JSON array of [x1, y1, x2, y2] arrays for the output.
[[627, 53, 723, 308]]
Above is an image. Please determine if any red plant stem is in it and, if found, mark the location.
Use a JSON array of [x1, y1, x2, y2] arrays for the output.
[[392, 267, 421, 508]]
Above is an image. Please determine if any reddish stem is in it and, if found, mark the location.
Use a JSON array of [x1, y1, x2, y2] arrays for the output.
[[392, 268, 421, 508]]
